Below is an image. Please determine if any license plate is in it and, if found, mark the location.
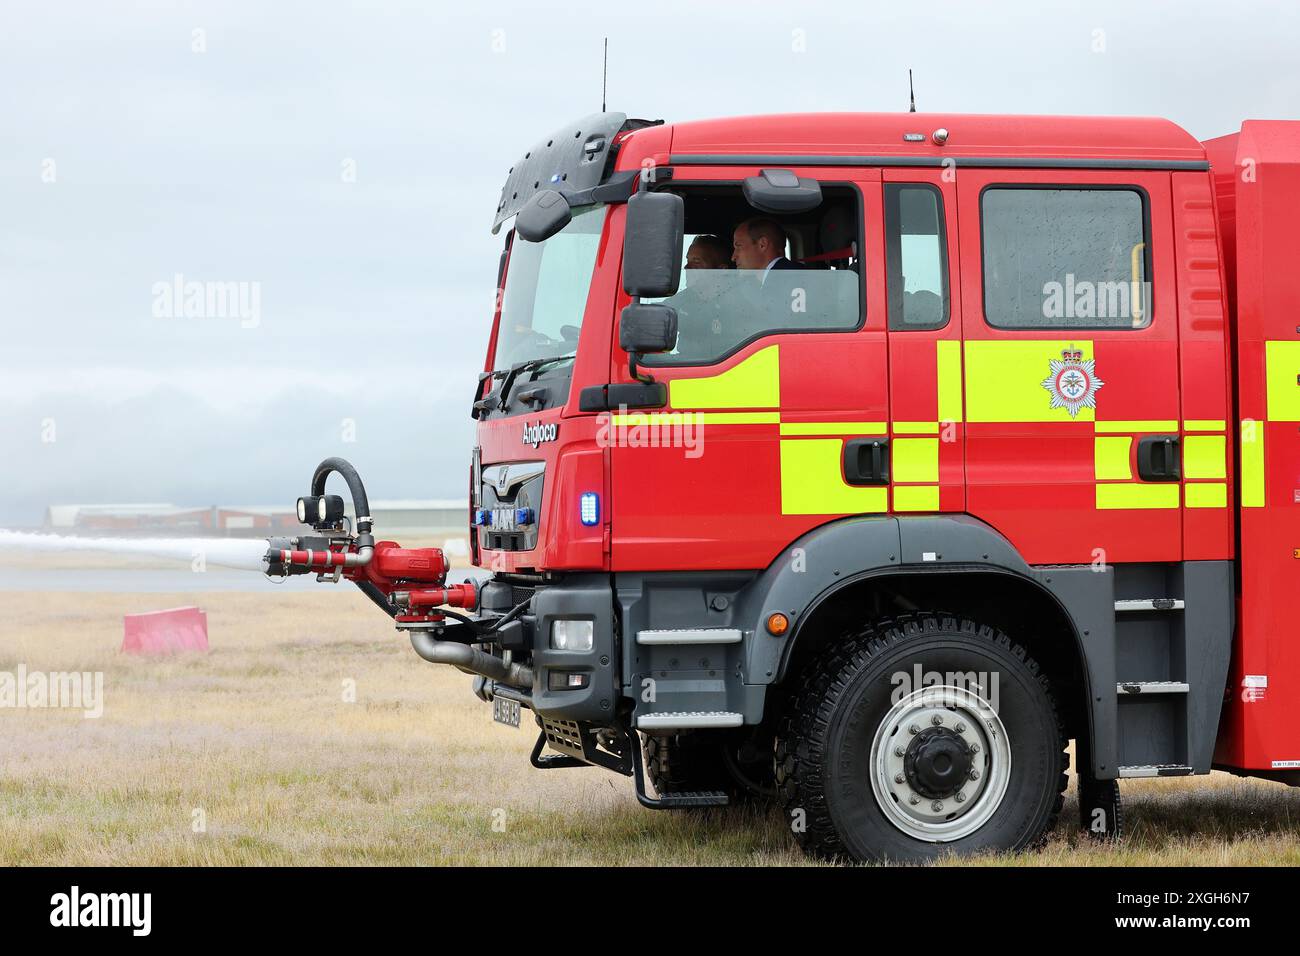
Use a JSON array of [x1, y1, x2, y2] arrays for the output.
[[492, 697, 521, 728]]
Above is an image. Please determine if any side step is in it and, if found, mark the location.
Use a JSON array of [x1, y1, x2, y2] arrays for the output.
[[1117, 680, 1190, 694], [627, 731, 730, 810], [1118, 764, 1194, 778], [636, 628, 743, 645], [1115, 598, 1185, 612], [636, 711, 744, 730]]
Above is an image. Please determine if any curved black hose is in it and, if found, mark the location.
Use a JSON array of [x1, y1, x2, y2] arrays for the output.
[[310, 457, 372, 534], [493, 597, 531, 630], [355, 580, 397, 617]]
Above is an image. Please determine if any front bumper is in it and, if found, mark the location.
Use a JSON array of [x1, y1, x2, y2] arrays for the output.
[[476, 573, 618, 723]]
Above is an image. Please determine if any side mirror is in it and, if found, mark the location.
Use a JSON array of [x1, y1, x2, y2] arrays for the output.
[[742, 168, 822, 214], [620, 303, 678, 354], [622, 191, 684, 297], [515, 189, 572, 243]]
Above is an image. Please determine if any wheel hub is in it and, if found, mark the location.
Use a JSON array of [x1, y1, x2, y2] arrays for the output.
[[868, 684, 1012, 842], [904, 727, 974, 799]]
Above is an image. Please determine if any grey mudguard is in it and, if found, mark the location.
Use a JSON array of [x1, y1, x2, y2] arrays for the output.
[[735, 514, 1114, 775]]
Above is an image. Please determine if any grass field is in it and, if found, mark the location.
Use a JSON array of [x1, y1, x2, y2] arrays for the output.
[[1, 582, 1298, 866]]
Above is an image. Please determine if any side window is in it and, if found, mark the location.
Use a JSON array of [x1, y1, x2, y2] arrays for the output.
[[642, 183, 863, 367], [981, 186, 1151, 329], [885, 183, 950, 330]]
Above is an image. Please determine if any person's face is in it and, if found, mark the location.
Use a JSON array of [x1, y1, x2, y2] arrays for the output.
[[732, 226, 771, 270], [686, 241, 728, 271]]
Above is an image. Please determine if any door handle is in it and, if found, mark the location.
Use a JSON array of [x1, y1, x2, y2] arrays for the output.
[[844, 438, 890, 486], [1136, 435, 1181, 482]]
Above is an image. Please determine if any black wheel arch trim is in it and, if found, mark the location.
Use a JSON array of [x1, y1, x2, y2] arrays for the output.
[[737, 513, 1116, 778]]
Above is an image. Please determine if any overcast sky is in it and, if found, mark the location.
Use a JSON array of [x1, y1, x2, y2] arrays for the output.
[[2, 0, 1297, 525]]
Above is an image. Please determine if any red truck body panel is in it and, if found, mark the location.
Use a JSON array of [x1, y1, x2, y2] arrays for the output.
[[478, 112, 1300, 776], [1207, 121, 1300, 771]]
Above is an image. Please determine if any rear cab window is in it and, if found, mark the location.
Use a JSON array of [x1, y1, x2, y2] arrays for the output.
[[980, 186, 1151, 330]]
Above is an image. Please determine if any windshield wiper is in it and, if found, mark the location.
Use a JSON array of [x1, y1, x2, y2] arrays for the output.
[[497, 354, 575, 411]]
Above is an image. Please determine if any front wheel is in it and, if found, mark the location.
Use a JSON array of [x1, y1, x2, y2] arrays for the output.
[[775, 613, 1068, 862]]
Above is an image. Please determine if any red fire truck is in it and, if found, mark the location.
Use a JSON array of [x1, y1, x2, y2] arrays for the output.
[[269, 111, 1300, 862]]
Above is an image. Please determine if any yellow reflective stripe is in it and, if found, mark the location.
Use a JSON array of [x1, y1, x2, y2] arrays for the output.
[[1186, 483, 1228, 508], [610, 412, 778, 426], [893, 486, 940, 511], [893, 438, 939, 483], [779, 439, 887, 515], [937, 340, 963, 423], [669, 345, 779, 409], [1241, 420, 1265, 507], [1094, 436, 1133, 480], [892, 421, 939, 434], [1266, 341, 1300, 421], [1096, 483, 1180, 510], [1093, 420, 1178, 433], [780, 421, 886, 436], [1183, 435, 1226, 480], [964, 340, 1094, 423], [1184, 420, 1226, 432]]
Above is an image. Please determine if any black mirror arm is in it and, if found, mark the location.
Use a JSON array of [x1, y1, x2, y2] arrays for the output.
[[625, 291, 657, 386], [628, 350, 655, 385]]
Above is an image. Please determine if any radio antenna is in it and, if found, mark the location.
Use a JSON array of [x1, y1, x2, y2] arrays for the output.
[[908, 68, 916, 113], [602, 38, 608, 112]]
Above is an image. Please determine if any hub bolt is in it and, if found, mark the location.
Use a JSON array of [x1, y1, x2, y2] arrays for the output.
[[895, 747, 906, 757], [969, 768, 981, 780], [931, 801, 944, 812], [895, 773, 905, 784], [931, 714, 944, 726], [909, 724, 920, 735], [970, 742, 981, 754], [908, 795, 920, 805], [955, 792, 966, 803], [955, 722, 966, 733]]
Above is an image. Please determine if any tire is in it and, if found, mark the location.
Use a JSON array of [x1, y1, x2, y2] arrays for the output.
[[775, 612, 1068, 862], [642, 730, 776, 803]]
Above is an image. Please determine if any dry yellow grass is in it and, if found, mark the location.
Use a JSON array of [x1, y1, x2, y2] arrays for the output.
[[1, 584, 1297, 866]]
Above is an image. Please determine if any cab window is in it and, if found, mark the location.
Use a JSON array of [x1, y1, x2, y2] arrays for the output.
[[641, 184, 863, 367], [885, 183, 950, 330], [980, 186, 1151, 329]]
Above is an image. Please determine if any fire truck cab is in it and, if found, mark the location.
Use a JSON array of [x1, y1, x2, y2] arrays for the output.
[[287, 111, 1300, 863]]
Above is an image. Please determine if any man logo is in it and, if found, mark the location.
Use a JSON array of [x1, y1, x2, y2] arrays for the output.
[[522, 421, 558, 448]]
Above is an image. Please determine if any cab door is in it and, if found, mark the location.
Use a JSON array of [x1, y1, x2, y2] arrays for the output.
[[882, 170, 964, 514], [608, 168, 888, 572], [955, 169, 1182, 564]]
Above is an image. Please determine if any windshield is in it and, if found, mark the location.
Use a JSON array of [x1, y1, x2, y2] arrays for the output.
[[494, 204, 608, 371]]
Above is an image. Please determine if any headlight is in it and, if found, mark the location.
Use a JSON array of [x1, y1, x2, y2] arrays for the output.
[[551, 619, 594, 652]]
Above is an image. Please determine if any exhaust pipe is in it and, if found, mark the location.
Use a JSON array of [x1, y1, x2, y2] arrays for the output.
[[408, 630, 533, 689]]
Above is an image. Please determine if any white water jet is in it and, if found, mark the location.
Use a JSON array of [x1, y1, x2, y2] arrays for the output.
[[0, 530, 268, 572]]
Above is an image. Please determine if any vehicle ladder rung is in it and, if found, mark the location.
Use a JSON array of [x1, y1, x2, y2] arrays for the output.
[[1114, 598, 1185, 612], [1117, 681, 1190, 695], [635, 711, 744, 730], [636, 628, 743, 645], [1117, 764, 1193, 778]]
